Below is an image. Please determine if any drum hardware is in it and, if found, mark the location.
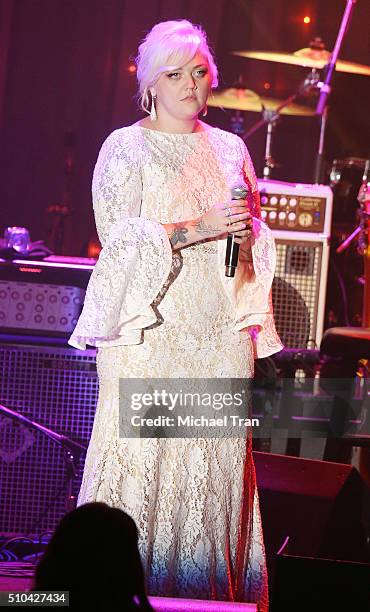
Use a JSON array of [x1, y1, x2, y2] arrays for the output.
[[232, 39, 370, 76], [229, 109, 245, 137], [324, 159, 369, 329], [208, 87, 315, 116], [209, 75, 319, 179], [330, 158, 370, 256], [230, 1, 366, 182], [314, 1, 358, 183], [357, 163, 370, 327], [208, 82, 317, 177], [245, 72, 321, 180], [353, 173, 370, 487], [335, 225, 362, 254]]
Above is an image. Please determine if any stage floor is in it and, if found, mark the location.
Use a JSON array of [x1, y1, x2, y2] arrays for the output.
[[0, 569, 257, 611]]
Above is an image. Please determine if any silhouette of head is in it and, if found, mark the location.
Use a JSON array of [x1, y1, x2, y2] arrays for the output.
[[34, 502, 153, 611]]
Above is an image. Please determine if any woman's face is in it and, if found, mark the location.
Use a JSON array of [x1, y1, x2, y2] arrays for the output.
[[153, 51, 211, 122]]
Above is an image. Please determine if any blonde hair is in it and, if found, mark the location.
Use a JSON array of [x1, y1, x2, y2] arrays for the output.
[[135, 19, 218, 113]]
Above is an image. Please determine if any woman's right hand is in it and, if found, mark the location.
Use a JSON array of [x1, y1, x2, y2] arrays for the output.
[[162, 199, 253, 251], [194, 199, 252, 240]]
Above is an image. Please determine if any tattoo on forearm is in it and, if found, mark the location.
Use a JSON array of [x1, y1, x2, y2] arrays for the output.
[[169, 226, 189, 246], [194, 219, 218, 235]]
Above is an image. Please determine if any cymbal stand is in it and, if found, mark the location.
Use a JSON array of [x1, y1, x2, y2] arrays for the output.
[[242, 73, 320, 179], [314, 0, 357, 183], [261, 108, 279, 179]]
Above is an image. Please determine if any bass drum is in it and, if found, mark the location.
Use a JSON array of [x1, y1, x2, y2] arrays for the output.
[[325, 157, 368, 328]]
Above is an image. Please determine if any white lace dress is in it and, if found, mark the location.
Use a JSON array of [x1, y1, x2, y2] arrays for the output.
[[69, 125, 282, 612]]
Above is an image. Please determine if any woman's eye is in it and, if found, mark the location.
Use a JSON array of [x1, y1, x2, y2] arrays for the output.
[[167, 72, 180, 79], [194, 69, 208, 77]]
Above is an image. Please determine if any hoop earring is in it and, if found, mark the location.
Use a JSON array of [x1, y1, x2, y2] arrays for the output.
[[150, 95, 157, 121], [202, 104, 208, 117]]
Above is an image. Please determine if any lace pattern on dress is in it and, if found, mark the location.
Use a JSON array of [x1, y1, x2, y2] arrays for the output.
[[69, 218, 172, 349]]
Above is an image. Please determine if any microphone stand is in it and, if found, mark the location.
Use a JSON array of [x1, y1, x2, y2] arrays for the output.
[[314, 0, 357, 183], [0, 403, 87, 514]]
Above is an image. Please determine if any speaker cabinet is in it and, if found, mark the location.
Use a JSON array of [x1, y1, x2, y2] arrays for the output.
[[257, 179, 332, 349], [254, 451, 370, 597], [272, 238, 328, 348], [0, 343, 98, 536]]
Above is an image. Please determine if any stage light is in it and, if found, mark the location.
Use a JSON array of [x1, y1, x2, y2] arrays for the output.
[[303, 16, 311, 24], [263, 82, 271, 90], [128, 64, 136, 73]]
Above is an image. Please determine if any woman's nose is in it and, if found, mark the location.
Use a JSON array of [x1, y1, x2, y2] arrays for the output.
[[185, 74, 196, 89]]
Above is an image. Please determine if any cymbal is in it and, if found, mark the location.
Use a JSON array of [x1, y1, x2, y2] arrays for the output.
[[208, 88, 315, 116], [233, 49, 370, 76]]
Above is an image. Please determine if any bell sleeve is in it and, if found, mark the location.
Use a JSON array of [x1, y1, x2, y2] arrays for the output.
[[68, 129, 172, 350], [218, 137, 283, 359]]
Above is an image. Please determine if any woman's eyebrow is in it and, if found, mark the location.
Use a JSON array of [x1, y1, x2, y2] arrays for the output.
[[168, 63, 207, 72]]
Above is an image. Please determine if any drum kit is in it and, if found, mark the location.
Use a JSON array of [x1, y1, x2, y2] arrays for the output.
[[208, 20, 370, 329]]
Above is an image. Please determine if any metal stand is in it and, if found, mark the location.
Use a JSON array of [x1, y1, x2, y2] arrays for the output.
[[0, 403, 87, 513], [313, 106, 328, 184], [242, 70, 320, 178], [313, 0, 357, 183]]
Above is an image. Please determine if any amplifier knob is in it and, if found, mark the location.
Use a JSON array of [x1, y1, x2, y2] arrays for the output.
[[261, 210, 267, 219], [289, 198, 297, 207], [269, 211, 277, 220], [298, 212, 313, 227], [270, 196, 278, 205], [279, 197, 287, 206], [288, 212, 296, 221], [278, 211, 286, 220]]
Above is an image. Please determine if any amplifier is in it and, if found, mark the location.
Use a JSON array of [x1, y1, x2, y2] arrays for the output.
[[0, 256, 94, 339], [258, 179, 332, 234], [0, 343, 98, 536], [258, 180, 333, 348]]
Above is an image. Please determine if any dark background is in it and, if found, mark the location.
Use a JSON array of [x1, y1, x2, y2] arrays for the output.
[[0, 0, 369, 255]]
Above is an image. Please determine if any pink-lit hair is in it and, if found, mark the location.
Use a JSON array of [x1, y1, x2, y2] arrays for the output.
[[135, 19, 218, 114]]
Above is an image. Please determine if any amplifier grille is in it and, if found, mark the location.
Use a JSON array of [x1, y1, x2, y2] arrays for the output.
[[273, 240, 323, 348], [0, 345, 98, 536]]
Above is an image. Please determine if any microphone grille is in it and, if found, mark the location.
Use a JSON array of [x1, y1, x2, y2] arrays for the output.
[[231, 184, 248, 199]]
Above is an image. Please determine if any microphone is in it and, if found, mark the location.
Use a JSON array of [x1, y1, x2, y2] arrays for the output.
[[225, 184, 249, 277]]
